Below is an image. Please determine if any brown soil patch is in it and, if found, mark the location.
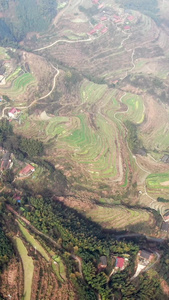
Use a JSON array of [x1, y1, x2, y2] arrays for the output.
[[161, 280, 169, 296], [141, 96, 164, 133], [136, 154, 169, 174], [160, 181, 169, 186], [0, 258, 23, 300]]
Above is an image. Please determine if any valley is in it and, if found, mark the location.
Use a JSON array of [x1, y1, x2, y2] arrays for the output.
[[1, 0, 169, 299]]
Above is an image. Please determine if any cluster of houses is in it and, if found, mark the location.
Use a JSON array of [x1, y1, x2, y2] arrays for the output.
[[88, 0, 136, 37], [99, 249, 156, 279], [0, 147, 35, 178], [99, 255, 127, 273]]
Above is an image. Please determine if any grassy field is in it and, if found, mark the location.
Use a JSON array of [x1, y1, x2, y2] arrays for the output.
[[15, 237, 34, 300], [52, 255, 66, 281], [18, 222, 50, 261]]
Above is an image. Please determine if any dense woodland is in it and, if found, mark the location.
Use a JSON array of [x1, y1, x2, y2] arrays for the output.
[[0, 119, 43, 159], [125, 74, 169, 104], [0, 0, 58, 45], [125, 120, 145, 154], [7, 195, 161, 299], [0, 203, 13, 272]]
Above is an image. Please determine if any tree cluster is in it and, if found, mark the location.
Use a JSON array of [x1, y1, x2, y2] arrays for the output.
[[125, 120, 145, 154], [0, 0, 58, 45], [0, 119, 44, 159]]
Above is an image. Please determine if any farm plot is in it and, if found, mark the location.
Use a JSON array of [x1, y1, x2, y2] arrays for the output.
[[46, 116, 69, 137], [146, 172, 169, 190], [6, 67, 23, 82], [86, 205, 151, 229], [119, 93, 145, 124], [15, 237, 34, 300], [0, 73, 36, 96], [80, 80, 107, 104], [60, 113, 118, 180]]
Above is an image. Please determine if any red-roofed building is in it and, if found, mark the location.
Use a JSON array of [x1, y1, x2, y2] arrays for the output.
[[128, 15, 135, 22], [94, 23, 104, 30], [19, 164, 35, 177], [124, 25, 131, 30], [113, 15, 120, 20], [102, 27, 108, 34], [115, 257, 125, 269], [114, 19, 122, 23], [93, 0, 99, 4], [101, 16, 107, 21], [88, 29, 97, 35], [98, 4, 104, 9], [8, 107, 21, 119]]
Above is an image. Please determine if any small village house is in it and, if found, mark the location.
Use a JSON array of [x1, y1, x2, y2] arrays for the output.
[[8, 107, 21, 119], [139, 250, 153, 261], [115, 257, 125, 270], [99, 256, 107, 269], [19, 164, 35, 177]]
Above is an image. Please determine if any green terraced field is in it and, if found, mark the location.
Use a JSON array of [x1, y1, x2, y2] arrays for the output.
[[120, 93, 144, 124], [146, 172, 169, 190], [13, 73, 35, 91], [43, 81, 146, 185], [80, 80, 107, 104], [0, 72, 36, 96], [6, 67, 22, 82], [46, 117, 69, 137], [60, 114, 118, 179]]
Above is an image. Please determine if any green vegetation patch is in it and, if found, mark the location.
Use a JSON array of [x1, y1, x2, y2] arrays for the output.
[[0, 72, 36, 96], [52, 255, 66, 281], [146, 172, 169, 190], [15, 237, 34, 300], [80, 80, 107, 104], [120, 94, 144, 124], [6, 67, 22, 82], [18, 222, 50, 261]]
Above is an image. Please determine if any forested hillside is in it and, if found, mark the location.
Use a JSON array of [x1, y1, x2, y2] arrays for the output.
[[0, 0, 57, 45]]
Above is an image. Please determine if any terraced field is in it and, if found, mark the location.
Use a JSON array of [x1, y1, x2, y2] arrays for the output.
[[119, 93, 145, 124], [86, 205, 151, 229], [1, 73, 36, 96], [146, 172, 169, 190]]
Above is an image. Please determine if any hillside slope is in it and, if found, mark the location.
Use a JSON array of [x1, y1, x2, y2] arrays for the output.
[[0, 0, 57, 45]]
